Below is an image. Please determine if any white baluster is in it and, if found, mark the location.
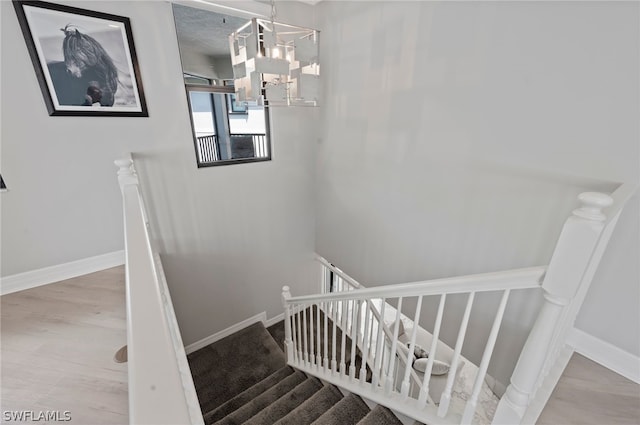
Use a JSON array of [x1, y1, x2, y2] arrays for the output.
[[339, 300, 347, 377], [493, 192, 612, 425], [438, 292, 475, 417], [360, 302, 372, 385], [302, 306, 309, 366], [462, 290, 510, 424], [281, 286, 294, 362], [332, 300, 338, 375], [309, 304, 315, 368], [316, 303, 322, 369], [385, 297, 403, 395], [291, 306, 299, 364], [349, 300, 359, 381], [419, 294, 447, 405], [323, 301, 329, 372], [296, 305, 303, 364], [372, 299, 386, 388], [401, 295, 423, 398]]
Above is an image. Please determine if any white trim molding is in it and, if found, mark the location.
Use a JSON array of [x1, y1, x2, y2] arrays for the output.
[[568, 327, 640, 384], [0, 250, 125, 296], [185, 312, 285, 355], [185, 312, 267, 354], [265, 312, 284, 328]]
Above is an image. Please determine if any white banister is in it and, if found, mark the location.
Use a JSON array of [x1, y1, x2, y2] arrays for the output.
[[493, 191, 614, 425], [289, 266, 545, 304], [281, 185, 632, 425], [115, 157, 203, 425]]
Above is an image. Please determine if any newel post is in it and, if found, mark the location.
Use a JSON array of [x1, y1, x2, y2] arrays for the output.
[[282, 286, 295, 362], [493, 192, 612, 425], [114, 157, 139, 191]]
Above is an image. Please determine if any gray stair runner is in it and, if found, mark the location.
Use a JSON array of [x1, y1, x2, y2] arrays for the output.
[[188, 318, 406, 425]]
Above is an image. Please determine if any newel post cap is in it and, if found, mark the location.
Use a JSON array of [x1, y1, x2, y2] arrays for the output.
[[114, 158, 138, 188], [572, 192, 613, 221]]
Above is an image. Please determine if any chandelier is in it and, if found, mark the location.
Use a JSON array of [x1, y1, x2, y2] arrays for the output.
[[228, 4, 319, 107]]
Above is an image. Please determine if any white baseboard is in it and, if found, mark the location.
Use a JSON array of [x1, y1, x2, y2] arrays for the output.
[[184, 312, 286, 355], [265, 313, 284, 328], [567, 327, 640, 384], [185, 312, 268, 354], [1, 250, 125, 296]]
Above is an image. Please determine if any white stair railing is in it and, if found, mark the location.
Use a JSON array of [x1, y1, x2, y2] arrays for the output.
[[494, 186, 635, 425], [282, 187, 632, 425], [115, 157, 203, 425], [283, 266, 546, 424]]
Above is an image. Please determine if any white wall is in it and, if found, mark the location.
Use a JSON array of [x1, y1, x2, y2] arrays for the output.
[[1, 0, 319, 345], [315, 1, 639, 385]]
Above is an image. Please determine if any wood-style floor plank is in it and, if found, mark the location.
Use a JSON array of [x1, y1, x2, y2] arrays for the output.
[[2, 266, 639, 425], [1, 266, 128, 424], [538, 353, 640, 425]]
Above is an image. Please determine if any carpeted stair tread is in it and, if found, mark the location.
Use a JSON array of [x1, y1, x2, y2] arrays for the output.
[[357, 405, 404, 425], [267, 321, 286, 352], [311, 393, 370, 425], [188, 322, 286, 414], [275, 384, 343, 425], [213, 371, 307, 425], [203, 366, 295, 424], [243, 377, 324, 425]]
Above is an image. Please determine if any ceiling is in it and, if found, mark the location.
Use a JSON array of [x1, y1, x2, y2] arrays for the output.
[[172, 3, 248, 59]]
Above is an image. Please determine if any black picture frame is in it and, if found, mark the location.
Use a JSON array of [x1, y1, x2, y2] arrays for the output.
[[13, 0, 148, 117]]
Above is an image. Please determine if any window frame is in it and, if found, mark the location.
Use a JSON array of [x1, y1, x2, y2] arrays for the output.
[[184, 84, 272, 168]]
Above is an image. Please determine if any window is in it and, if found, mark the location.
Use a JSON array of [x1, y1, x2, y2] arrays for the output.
[[186, 84, 271, 167]]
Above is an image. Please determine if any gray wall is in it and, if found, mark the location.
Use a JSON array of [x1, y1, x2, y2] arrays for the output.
[[2, 0, 638, 379], [1, 0, 319, 345], [314, 1, 639, 385]]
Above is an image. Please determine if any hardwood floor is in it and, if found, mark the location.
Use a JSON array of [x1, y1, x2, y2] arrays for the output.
[[1, 267, 638, 425], [1, 266, 128, 424], [539, 353, 640, 425]]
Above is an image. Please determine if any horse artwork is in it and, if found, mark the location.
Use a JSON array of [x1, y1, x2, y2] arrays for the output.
[[45, 25, 119, 107], [14, 1, 147, 116]]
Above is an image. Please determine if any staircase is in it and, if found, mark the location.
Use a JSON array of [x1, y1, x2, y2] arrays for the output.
[[188, 321, 405, 425], [115, 157, 636, 424]]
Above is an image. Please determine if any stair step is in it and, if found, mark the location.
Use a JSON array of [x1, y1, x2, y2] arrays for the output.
[[203, 366, 295, 424], [311, 393, 370, 425], [213, 371, 307, 425], [267, 321, 286, 352], [357, 405, 405, 425], [188, 322, 286, 413], [244, 377, 324, 425], [275, 384, 343, 425]]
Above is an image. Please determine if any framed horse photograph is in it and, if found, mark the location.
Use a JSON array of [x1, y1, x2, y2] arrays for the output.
[[13, 1, 148, 117]]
